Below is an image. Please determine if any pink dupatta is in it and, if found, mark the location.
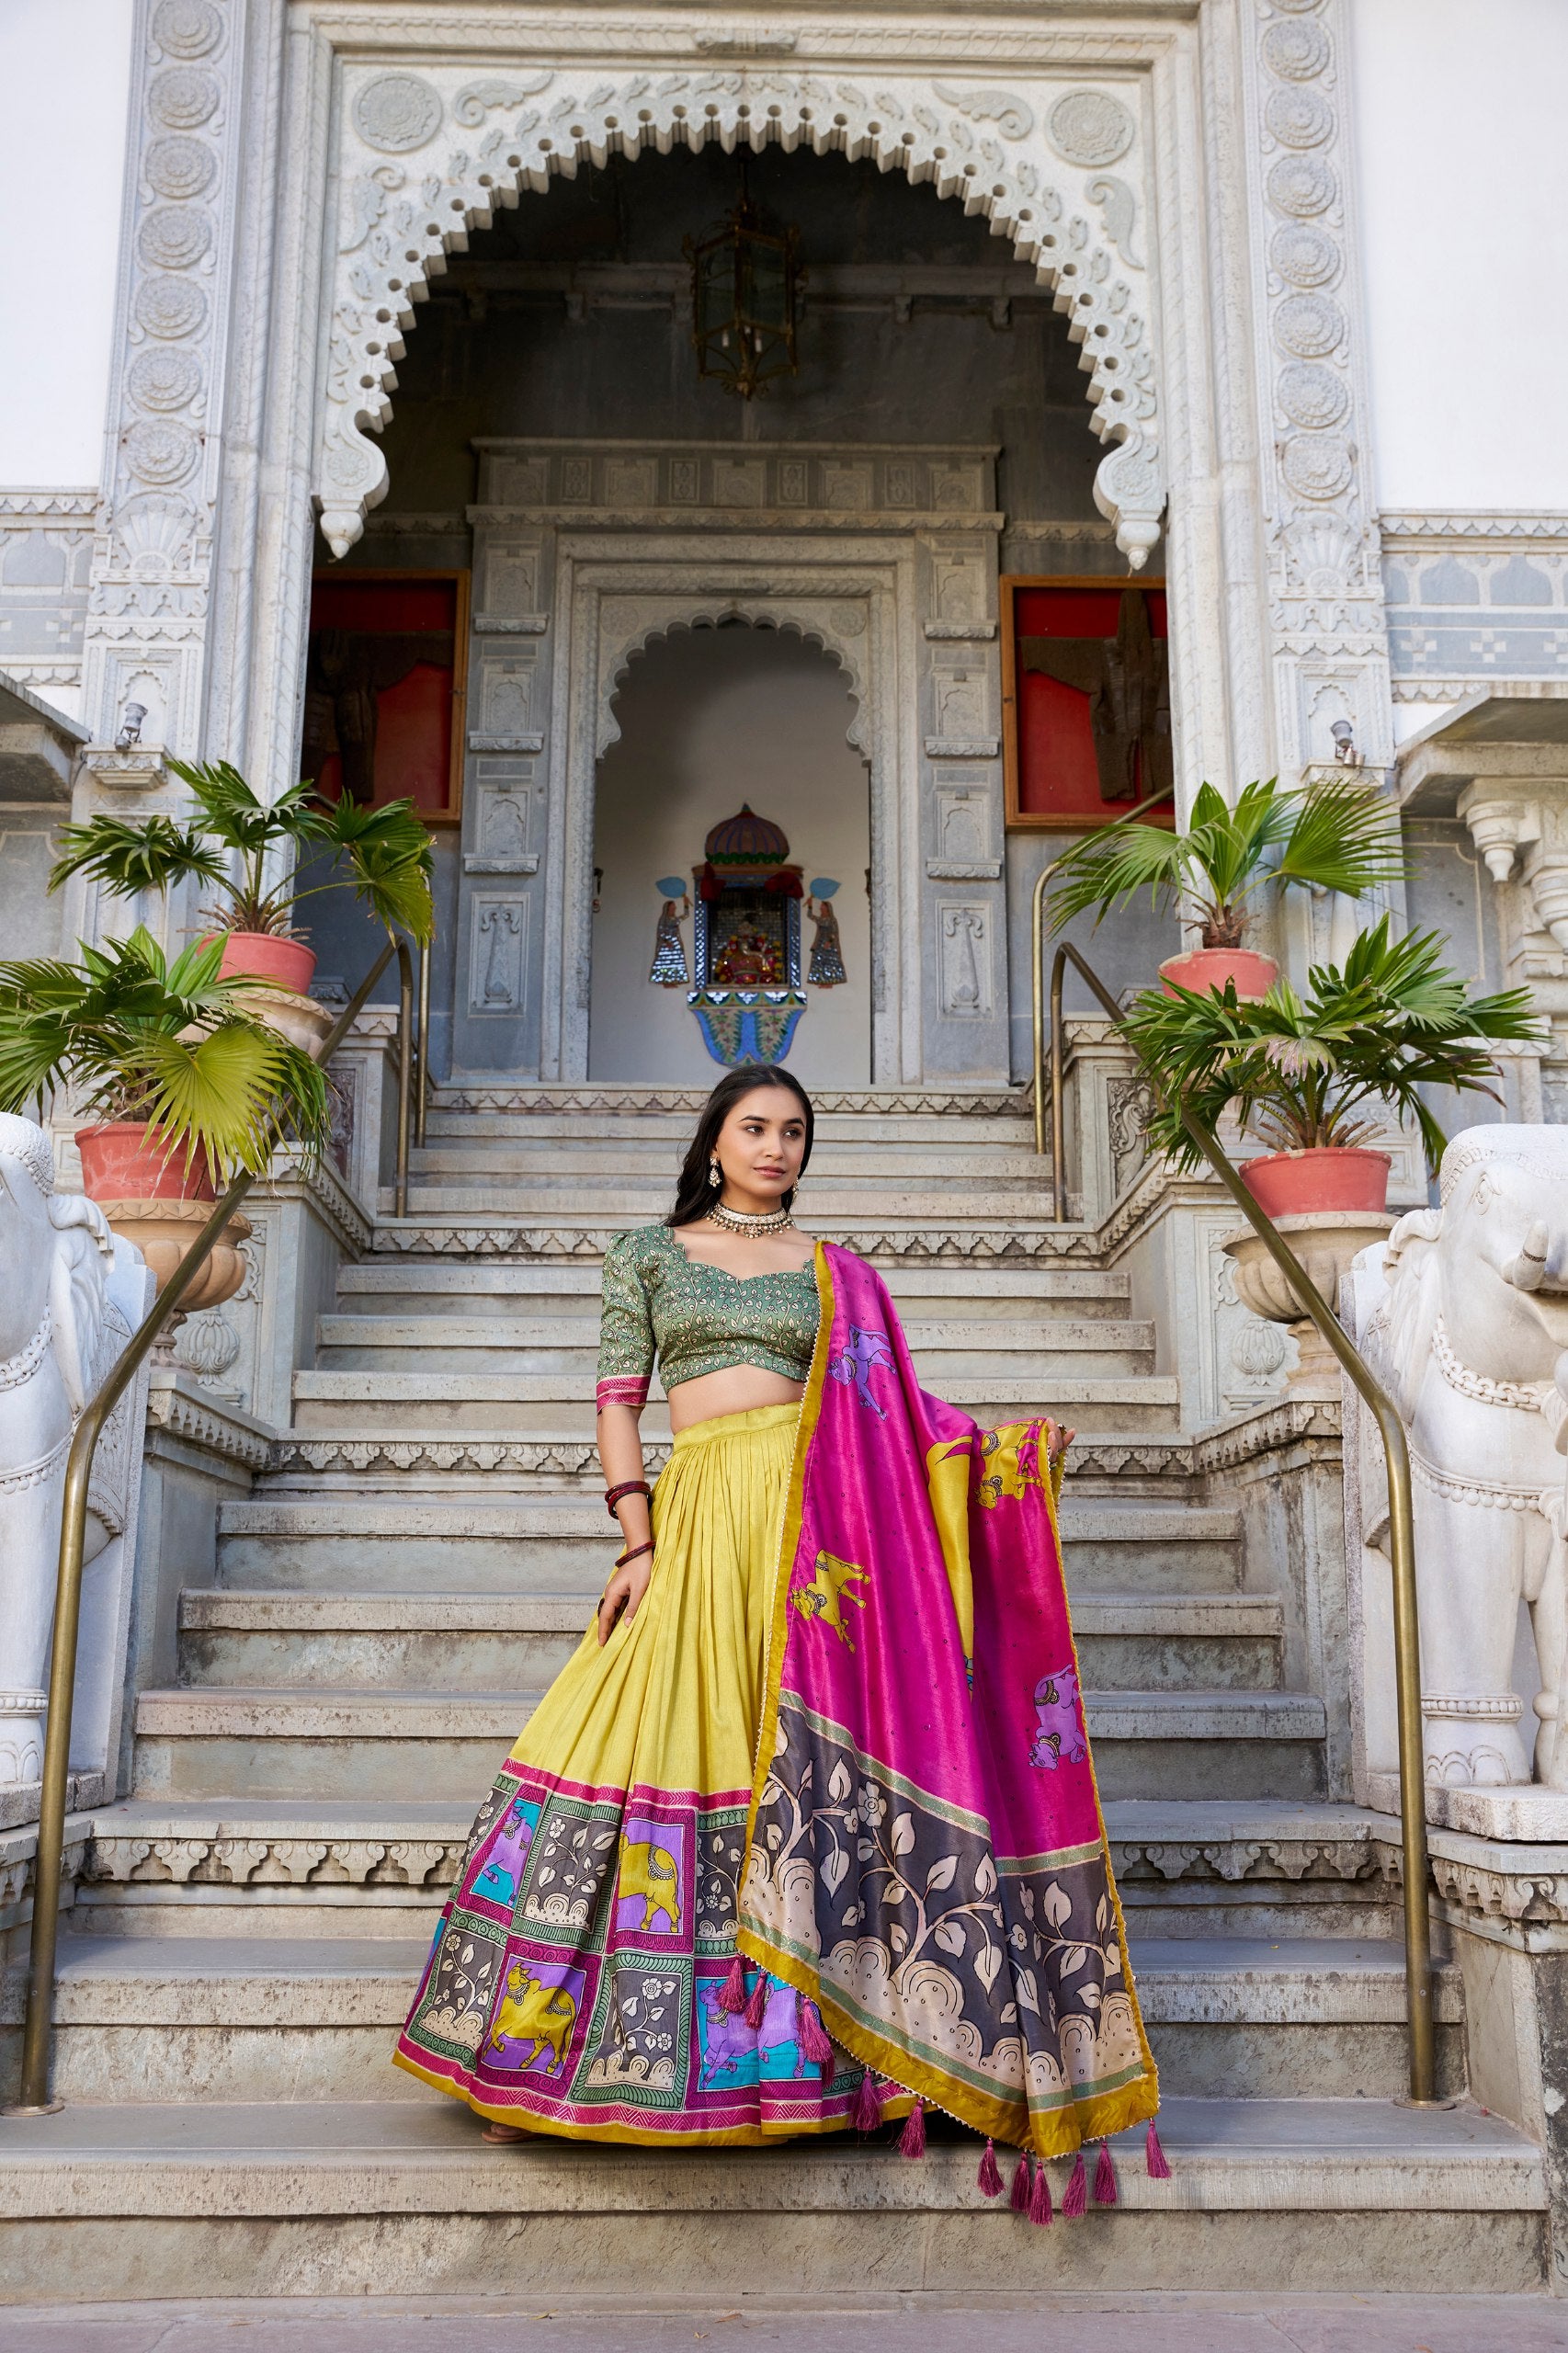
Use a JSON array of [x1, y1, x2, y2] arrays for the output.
[[737, 1243, 1160, 2158]]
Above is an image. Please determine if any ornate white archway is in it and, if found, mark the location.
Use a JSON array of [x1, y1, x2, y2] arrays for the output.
[[317, 66, 1165, 569], [546, 540, 913, 1083]]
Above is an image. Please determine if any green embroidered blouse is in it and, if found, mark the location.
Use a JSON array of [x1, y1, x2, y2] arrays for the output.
[[595, 1225, 820, 1407]]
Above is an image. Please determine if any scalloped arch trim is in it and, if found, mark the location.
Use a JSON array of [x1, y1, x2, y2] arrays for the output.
[[320, 65, 1165, 566], [599, 604, 869, 760]]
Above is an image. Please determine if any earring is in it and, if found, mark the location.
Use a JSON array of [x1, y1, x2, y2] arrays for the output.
[[708, 1158, 721, 1187]]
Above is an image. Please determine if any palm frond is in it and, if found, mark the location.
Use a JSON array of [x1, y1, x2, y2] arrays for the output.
[[292, 793, 436, 941], [1119, 914, 1548, 1176], [48, 816, 230, 903]]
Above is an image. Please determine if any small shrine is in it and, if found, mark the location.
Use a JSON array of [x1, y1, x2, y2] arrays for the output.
[[647, 803, 846, 1067]]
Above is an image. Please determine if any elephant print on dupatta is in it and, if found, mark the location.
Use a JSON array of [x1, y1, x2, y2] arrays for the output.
[[394, 1758, 887, 2141], [738, 1243, 1161, 2160]]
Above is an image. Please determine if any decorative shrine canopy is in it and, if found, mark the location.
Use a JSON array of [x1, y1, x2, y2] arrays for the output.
[[698, 803, 803, 901]]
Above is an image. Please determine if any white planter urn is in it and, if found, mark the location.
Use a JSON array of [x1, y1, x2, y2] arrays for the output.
[[1222, 1211, 1397, 1402]]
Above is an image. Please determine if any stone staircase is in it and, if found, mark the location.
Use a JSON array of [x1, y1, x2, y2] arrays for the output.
[[0, 1088, 1549, 2298]]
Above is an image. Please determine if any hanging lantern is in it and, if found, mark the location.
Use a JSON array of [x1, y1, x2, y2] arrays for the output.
[[683, 169, 802, 400]]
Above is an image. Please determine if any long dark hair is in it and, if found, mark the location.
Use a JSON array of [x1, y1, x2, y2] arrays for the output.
[[666, 1064, 815, 1227]]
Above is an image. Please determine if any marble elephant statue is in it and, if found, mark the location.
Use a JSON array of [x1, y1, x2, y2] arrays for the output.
[[0, 1115, 119, 1786], [1365, 1124, 1568, 1790]]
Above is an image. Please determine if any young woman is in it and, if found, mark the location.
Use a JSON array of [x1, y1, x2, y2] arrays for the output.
[[396, 1065, 1164, 2192]]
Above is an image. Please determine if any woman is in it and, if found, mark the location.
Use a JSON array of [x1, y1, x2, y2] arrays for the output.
[[396, 1066, 1162, 2198]]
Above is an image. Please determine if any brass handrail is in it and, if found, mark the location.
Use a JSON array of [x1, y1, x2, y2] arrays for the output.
[[5, 937, 396, 2117], [393, 938, 414, 1220], [414, 938, 431, 1150], [1041, 930, 1436, 2106]]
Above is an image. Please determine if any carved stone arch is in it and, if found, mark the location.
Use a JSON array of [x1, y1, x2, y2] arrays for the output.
[[597, 600, 872, 763], [320, 65, 1165, 565]]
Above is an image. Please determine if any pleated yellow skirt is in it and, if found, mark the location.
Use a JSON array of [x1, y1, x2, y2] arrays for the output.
[[394, 1402, 894, 2141], [512, 1400, 797, 1802]]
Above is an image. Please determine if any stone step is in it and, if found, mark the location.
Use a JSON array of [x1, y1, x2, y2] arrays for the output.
[[215, 1497, 1243, 1591], [335, 1258, 1136, 1318], [0, 1932, 1464, 2107], [55, 1796, 1407, 1942], [382, 1184, 1064, 1220], [288, 1373, 1185, 1437], [0, 2097, 1542, 2297], [176, 1590, 1284, 1694], [311, 1313, 1157, 1380], [256, 1427, 1205, 1495], [365, 1219, 1100, 1260], [131, 1687, 1327, 1803], [410, 1140, 1050, 1176], [426, 1108, 1037, 1143]]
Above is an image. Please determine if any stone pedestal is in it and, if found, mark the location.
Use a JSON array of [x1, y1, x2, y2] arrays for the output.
[[1223, 1211, 1397, 1402]]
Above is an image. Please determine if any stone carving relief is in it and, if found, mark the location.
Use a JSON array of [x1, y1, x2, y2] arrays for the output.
[[317, 66, 1165, 567], [470, 895, 528, 1015], [937, 904, 992, 1017], [78, 0, 239, 767], [0, 492, 95, 710], [1381, 516, 1568, 701], [1244, 0, 1392, 777]]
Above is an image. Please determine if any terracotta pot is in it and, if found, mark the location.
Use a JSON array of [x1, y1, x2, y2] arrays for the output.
[[1241, 1147, 1392, 1218], [76, 1122, 215, 1204], [217, 930, 317, 996], [1159, 948, 1279, 1000]]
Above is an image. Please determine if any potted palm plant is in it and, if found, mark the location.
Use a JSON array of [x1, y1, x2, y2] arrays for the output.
[[1046, 776, 1405, 999], [0, 926, 334, 1206], [1118, 915, 1542, 1215], [47, 758, 435, 1002]]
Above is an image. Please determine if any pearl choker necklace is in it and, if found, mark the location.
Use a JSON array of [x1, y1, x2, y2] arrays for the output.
[[705, 1199, 795, 1236]]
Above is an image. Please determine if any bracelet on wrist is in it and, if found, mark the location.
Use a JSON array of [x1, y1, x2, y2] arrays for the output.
[[605, 1480, 652, 1518], [613, 1540, 653, 1570]]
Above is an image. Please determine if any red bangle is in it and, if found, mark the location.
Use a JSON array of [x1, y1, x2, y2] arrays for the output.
[[613, 1540, 653, 1570], [605, 1480, 652, 1518]]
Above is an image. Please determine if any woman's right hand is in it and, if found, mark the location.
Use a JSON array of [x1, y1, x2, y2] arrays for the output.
[[597, 1549, 653, 1646]]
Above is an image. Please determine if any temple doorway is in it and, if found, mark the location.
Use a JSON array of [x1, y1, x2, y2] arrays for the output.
[[588, 621, 869, 1086]]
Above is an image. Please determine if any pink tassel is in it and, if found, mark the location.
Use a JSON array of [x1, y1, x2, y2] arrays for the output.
[[1094, 2143, 1118, 2207], [717, 1955, 747, 2016], [977, 2140, 1004, 2199], [1062, 2149, 1087, 2218], [799, 2000, 834, 2068], [1009, 2155, 1030, 2214], [1145, 2118, 1172, 2180], [898, 2099, 926, 2160], [744, 1973, 768, 2029], [852, 2070, 882, 2132], [1028, 2160, 1053, 2227]]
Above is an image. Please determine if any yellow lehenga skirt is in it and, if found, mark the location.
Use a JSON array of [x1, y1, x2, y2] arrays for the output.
[[393, 1404, 895, 2142]]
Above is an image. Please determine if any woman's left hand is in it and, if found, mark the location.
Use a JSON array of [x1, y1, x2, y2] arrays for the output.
[[1044, 1418, 1075, 1466]]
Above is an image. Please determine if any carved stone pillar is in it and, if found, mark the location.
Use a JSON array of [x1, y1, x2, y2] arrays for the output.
[[72, 0, 262, 942], [1238, 0, 1395, 794]]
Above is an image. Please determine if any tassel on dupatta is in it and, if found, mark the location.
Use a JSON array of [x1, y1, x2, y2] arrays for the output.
[[852, 2071, 882, 2131], [898, 2099, 926, 2159], [744, 1973, 769, 2029], [1145, 2119, 1172, 2179], [1094, 2143, 1118, 2206], [1062, 2150, 1088, 2218], [717, 1955, 747, 2015], [1028, 2160, 1054, 2228], [799, 1999, 834, 2069], [1008, 2155, 1030, 2214], [977, 2140, 1004, 2198]]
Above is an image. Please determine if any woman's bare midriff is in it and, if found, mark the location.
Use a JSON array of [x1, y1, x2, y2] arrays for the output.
[[666, 1365, 806, 1434]]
